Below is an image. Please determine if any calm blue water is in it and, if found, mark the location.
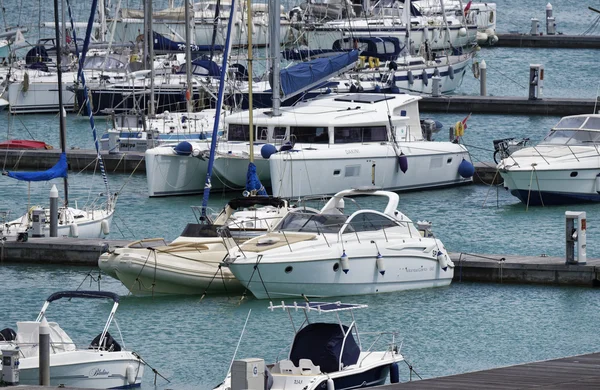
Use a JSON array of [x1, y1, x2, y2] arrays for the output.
[[1, 1, 600, 389]]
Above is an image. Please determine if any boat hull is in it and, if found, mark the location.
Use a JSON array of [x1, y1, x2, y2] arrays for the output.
[[229, 254, 453, 299], [8, 78, 75, 114], [270, 144, 472, 198], [500, 167, 600, 205], [5, 351, 143, 389], [213, 152, 271, 188], [99, 250, 243, 295]]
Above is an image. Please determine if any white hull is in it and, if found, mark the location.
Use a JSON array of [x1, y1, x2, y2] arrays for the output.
[[8, 78, 75, 114], [145, 144, 228, 197], [270, 143, 471, 198], [13, 352, 143, 389], [213, 151, 271, 188]]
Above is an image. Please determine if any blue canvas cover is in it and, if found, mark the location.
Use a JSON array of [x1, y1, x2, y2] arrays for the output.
[[6, 152, 67, 182], [178, 59, 221, 77], [280, 50, 359, 98], [290, 323, 360, 373], [245, 162, 267, 196], [153, 31, 224, 53]]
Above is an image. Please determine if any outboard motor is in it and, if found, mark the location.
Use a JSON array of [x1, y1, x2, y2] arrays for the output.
[[420, 119, 436, 141], [0, 327, 17, 341]]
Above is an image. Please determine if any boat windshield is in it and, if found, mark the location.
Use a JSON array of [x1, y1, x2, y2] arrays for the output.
[[539, 116, 600, 146], [83, 56, 126, 71], [278, 213, 347, 234]]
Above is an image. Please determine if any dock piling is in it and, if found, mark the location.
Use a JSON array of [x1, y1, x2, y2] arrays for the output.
[[479, 60, 487, 96], [39, 317, 50, 386], [49, 185, 58, 238], [546, 3, 556, 35]]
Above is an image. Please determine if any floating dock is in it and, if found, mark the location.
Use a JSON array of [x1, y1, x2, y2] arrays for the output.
[[419, 95, 598, 116], [495, 33, 600, 49], [1, 149, 145, 173], [377, 352, 600, 389], [1, 238, 598, 288]]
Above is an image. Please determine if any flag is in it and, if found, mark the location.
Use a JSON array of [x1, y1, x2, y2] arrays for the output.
[[461, 112, 472, 130], [464, 1, 472, 14]]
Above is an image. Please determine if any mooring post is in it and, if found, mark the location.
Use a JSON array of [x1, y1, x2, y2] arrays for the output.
[[39, 317, 50, 386], [49, 184, 58, 237], [479, 60, 487, 96]]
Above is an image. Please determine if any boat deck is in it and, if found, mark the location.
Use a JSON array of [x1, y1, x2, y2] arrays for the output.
[[375, 351, 600, 389]]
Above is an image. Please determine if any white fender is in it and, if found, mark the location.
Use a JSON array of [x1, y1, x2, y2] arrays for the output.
[[437, 251, 454, 271], [126, 364, 136, 385], [341, 251, 349, 274], [326, 378, 335, 390], [69, 223, 79, 238], [101, 220, 110, 235], [376, 253, 385, 276]]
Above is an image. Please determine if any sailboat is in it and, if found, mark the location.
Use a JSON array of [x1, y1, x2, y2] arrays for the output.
[[0, 0, 116, 241]]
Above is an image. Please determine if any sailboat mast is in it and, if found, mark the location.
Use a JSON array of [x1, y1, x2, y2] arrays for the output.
[[147, 0, 155, 116], [184, 0, 193, 113], [269, 0, 281, 116], [405, 0, 412, 54], [247, 0, 253, 162], [53, 0, 68, 206]]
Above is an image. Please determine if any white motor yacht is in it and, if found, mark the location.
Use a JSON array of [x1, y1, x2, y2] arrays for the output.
[[225, 188, 455, 299], [498, 114, 600, 205], [214, 301, 405, 390], [0, 291, 144, 388]]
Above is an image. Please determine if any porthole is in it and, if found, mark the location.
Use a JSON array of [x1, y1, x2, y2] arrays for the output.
[[333, 262, 340, 272], [333, 169, 341, 176], [447, 158, 453, 164], [570, 172, 578, 177], [285, 266, 293, 274]]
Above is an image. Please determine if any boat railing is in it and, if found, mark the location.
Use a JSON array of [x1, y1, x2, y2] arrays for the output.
[[126, 237, 169, 248]]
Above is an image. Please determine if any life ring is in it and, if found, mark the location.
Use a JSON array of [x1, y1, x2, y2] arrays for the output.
[[368, 56, 380, 68], [454, 121, 465, 137]]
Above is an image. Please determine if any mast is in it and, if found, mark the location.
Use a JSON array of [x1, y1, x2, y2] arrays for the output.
[[147, 0, 155, 116], [53, 0, 68, 206], [184, 0, 193, 113], [200, 0, 237, 218], [269, 0, 281, 116], [404, 0, 412, 54], [247, 0, 253, 162]]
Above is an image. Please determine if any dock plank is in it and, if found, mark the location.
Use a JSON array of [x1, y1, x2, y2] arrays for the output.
[[377, 352, 600, 389]]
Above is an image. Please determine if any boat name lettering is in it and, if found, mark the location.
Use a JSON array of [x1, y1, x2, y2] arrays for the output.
[[120, 143, 136, 148], [406, 267, 434, 272], [294, 379, 303, 384], [345, 149, 360, 154], [89, 368, 110, 377]]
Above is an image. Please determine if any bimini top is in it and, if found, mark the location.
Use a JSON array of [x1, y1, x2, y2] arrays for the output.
[[46, 291, 120, 303], [269, 301, 368, 313]]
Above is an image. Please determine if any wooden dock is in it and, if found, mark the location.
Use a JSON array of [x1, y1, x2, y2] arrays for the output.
[[419, 95, 598, 116], [450, 252, 600, 287], [376, 352, 600, 389], [495, 33, 600, 49]]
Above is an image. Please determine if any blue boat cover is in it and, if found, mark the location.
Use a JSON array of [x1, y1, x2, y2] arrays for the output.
[[153, 31, 224, 53], [6, 152, 67, 182], [280, 50, 359, 98], [332, 37, 405, 61], [245, 162, 267, 196], [46, 290, 120, 303], [290, 323, 360, 373], [178, 59, 221, 77]]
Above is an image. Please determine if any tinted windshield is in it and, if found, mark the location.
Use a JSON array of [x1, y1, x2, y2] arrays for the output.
[[539, 130, 600, 145], [278, 213, 347, 234]]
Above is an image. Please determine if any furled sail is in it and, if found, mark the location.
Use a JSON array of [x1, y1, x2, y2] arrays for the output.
[[279, 50, 359, 100], [153, 32, 224, 53], [5, 152, 67, 182]]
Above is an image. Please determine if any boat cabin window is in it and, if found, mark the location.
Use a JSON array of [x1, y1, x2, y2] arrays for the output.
[[227, 124, 250, 141], [257, 126, 268, 141], [334, 126, 387, 143], [83, 56, 126, 71], [345, 212, 398, 233], [540, 129, 600, 145], [273, 126, 287, 140], [278, 213, 347, 234], [554, 116, 588, 130], [291, 126, 329, 144]]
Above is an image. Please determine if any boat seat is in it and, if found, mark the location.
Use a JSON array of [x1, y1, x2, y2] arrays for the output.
[[273, 359, 300, 375], [299, 359, 321, 375]]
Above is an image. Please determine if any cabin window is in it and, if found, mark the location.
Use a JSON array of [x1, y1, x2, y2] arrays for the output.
[[273, 126, 287, 140], [228, 124, 258, 141], [278, 213, 347, 234], [347, 212, 398, 233], [290, 126, 329, 144], [344, 166, 360, 177], [334, 126, 387, 143], [257, 126, 268, 141]]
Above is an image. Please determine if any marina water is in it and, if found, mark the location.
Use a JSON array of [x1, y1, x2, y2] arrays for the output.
[[1, 0, 600, 388]]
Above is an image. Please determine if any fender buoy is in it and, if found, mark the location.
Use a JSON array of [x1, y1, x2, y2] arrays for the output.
[[368, 56, 380, 68], [454, 121, 465, 137]]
